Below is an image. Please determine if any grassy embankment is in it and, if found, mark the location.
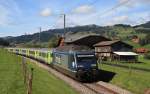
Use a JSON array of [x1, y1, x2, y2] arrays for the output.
[[0, 49, 77, 94], [124, 40, 150, 50], [99, 57, 150, 94], [102, 55, 150, 70]]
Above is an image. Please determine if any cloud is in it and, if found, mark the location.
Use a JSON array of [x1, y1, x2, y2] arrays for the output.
[[0, 0, 21, 26], [130, 12, 150, 25], [73, 5, 95, 14], [52, 16, 78, 29], [40, 8, 52, 17], [103, 11, 150, 26], [118, 0, 150, 8], [0, 6, 9, 25], [65, 0, 150, 27], [105, 15, 129, 25]]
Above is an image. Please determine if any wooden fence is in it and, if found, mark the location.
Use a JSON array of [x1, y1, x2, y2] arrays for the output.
[[22, 57, 34, 94]]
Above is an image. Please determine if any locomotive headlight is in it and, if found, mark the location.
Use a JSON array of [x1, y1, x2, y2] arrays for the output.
[[91, 64, 96, 67], [78, 65, 84, 68]]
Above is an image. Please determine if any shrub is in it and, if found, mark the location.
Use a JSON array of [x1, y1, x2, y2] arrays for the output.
[[144, 53, 150, 59]]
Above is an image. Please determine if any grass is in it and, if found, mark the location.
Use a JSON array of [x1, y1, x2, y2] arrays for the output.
[[143, 44, 150, 50], [0, 49, 26, 94], [99, 63, 150, 94], [104, 55, 150, 70], [124, 41, 141, 48], [26, 59, 77, 94], [0, 48, 77, 94]]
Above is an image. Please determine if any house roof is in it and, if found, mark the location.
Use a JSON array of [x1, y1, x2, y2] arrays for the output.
[[64, 34, 110, 48], [65, 33, 103, 43], [94, 40, 120, 46], [113, 52, 138, 56]]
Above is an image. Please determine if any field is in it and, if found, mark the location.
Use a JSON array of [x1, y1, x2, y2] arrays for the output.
[[99, 60, 150, 94], [102, 55, 150, 70], [0, 49, 77, 94]]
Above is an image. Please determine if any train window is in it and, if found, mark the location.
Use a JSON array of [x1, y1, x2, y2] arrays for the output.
[[55, 54, 61, 64], [39, 52, 42, 56], [39, 52, 47, 57], [50, 53, 53, 57], [43, 53, 47, 57], [22, 50, 26, 53], [77, 56, 96, 63], [29, 51, 35, 55]]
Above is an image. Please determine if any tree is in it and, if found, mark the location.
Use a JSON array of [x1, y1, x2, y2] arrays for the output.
[[145, 53, 150, 60], [139, 33, 150, 46], [48, 36, 59, 48], [0, 38, 10, 46]]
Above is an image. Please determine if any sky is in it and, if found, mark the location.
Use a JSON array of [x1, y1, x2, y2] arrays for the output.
[[0, 0, 150, 37]]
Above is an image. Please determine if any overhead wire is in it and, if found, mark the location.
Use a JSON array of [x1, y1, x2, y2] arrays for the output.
[[13, 0, 132, 31], [64, 0, 131, 27], [98, 0, 131, 18]]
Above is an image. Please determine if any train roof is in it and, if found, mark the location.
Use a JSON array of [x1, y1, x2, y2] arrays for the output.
[[53, 50, 95, 55], [6, 48, 52, 52], [55, 45, 92, 51], [53, 45, 94, 54], [28, 48, 52, 52]]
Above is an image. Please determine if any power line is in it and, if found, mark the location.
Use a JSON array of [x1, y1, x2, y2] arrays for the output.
[[11, 0, 132, 31], [64, 0, 131, 27], [88, 0, 98, 6], [98, 0, 131, 18]]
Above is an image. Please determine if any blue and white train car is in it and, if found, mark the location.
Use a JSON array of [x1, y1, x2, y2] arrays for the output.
[[52, 49, 99, 81]]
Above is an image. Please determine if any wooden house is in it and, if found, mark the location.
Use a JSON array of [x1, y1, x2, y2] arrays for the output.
[[94, 40, 138, 62]]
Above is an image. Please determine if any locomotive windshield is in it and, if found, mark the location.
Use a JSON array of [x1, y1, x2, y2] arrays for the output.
[[76, 54, 97, 69], [77, 56, 96, 63]]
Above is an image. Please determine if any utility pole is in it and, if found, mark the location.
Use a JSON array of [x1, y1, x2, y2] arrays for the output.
[[58, 14, 66, 47], [39, 27, 41, 48], [63, 14, 66, 38]]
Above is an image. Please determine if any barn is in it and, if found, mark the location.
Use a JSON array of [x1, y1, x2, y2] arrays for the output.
[[58, 34, 138, 62], [94, 40, 138, 62]]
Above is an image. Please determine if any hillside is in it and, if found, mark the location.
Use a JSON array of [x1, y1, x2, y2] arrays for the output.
[[134, 21, 150, 28], [4, 21, 150, 49]]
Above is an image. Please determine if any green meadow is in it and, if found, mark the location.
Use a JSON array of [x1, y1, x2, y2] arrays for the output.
[[99, 61, 150, 94], [0, 49, 77, 94], [102, 55, 150, 70]]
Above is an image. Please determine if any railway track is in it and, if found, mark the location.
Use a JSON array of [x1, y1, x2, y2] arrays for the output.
[[84, 83, 117, 94], [23, 56, 120, 94]]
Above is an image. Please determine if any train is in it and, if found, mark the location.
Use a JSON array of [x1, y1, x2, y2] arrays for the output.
[[6, 46, 99, 82]]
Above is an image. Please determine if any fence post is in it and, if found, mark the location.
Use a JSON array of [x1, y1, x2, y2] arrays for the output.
[[22, 57, 27, 84], [27, 68, 34, 94]]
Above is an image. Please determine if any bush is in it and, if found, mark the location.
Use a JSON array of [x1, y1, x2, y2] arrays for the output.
[[48, 36, 59, 48], [0, 38, 9, 46], [144, 53, 150, 59]]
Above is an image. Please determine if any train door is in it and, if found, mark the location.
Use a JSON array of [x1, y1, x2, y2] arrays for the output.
[[68, 54, 77, 71], [47, 52, 52, 64]]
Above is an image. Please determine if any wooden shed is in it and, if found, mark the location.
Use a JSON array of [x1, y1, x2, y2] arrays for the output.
[[94, 40, 138, 62]]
